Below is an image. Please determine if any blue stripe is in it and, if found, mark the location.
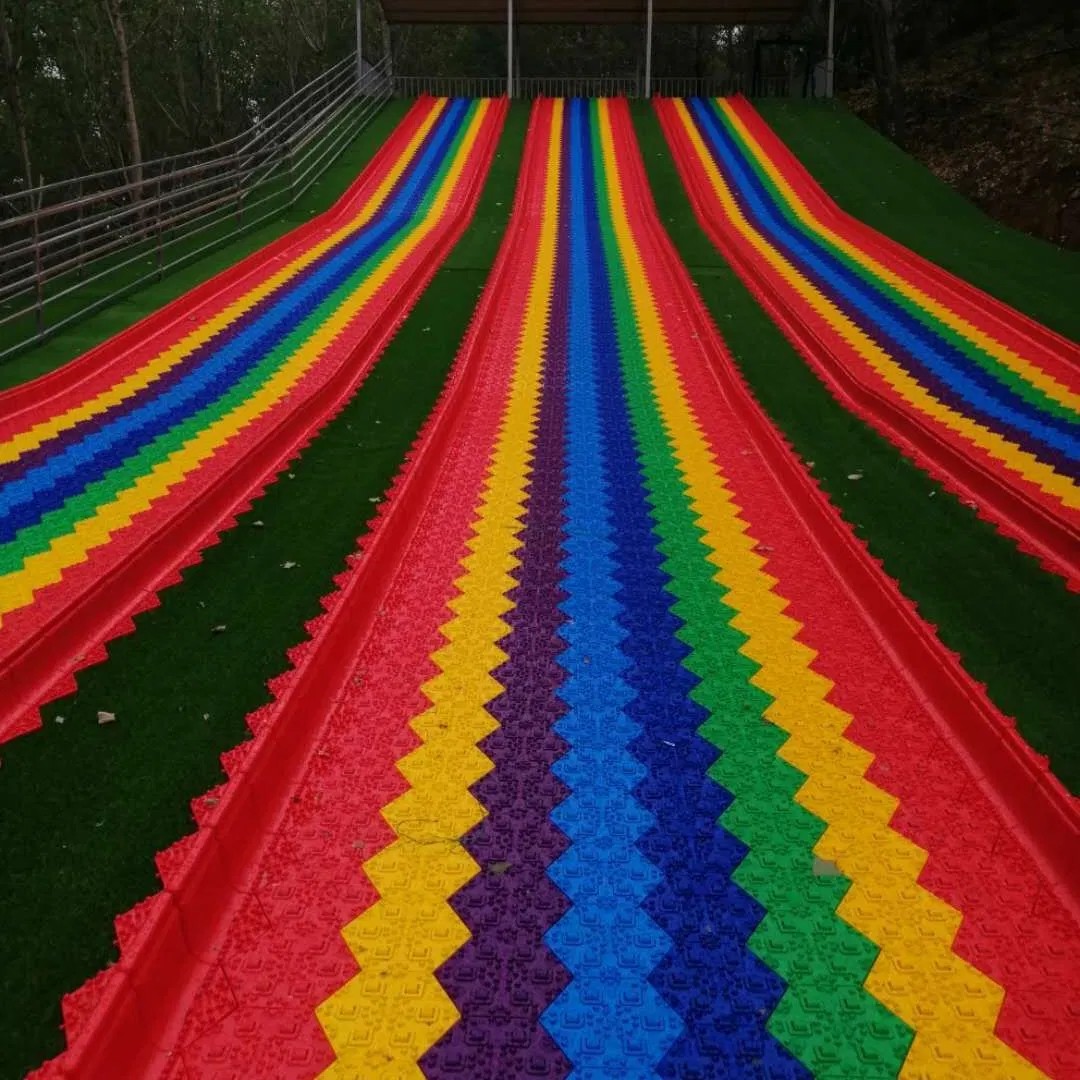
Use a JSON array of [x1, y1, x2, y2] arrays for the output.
[[584, 103, 811, 1077], [541, 98, 682, 1078]]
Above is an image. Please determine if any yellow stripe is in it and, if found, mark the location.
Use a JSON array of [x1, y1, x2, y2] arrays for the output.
[[672, 99, 1079, 510], [717, 99, 1080, 415], [0, 100, 490, 621], [315, 100, 562, 1079], [598, 97, 1044, 1080], [0, 99, 449, 467]]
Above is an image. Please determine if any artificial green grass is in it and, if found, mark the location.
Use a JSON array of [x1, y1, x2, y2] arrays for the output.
[[756, 99, 1080, 343], [0, 101, 527, 1080], [631, 100, 1080, 794], [0, 99, 411, 392]]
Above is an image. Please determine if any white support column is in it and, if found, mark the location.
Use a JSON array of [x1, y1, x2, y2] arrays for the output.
[[826, 0, 836, 97], [355, 0, 364, 84], [644, 0, 654, 98], [507, 0, 514, 98]]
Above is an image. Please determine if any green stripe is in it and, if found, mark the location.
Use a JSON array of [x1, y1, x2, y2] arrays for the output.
[[591, 101, 912, 1076], [709, 100, 1078, 425], [1, 103, 477, 574]]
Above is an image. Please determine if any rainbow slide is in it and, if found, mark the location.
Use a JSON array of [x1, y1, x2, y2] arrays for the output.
[[656, 95, 1080, 588], [29, 98, 1079, 1080], [0, 95, 506, 746]]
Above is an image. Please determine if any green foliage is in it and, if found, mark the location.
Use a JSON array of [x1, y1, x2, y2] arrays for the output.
[[0, 0, 361, 193]]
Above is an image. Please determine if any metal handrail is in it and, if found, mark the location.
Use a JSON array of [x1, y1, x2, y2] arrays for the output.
[[389, 73, 790, 101], [652, 76, 748, 98], [392, 75, 507, 99], [391, 75, 643, 99], [1, 52, 363, 212], [0, 56, 390, 360]]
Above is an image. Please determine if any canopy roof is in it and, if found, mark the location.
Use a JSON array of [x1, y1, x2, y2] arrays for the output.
[[380, 0, 804, 25]]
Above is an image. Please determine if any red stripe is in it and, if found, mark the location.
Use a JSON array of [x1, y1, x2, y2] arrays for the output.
[[27, 97, 550, 1080]]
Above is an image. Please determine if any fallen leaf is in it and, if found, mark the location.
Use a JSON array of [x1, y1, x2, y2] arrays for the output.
[[97, 711, 116, 725], [253, 520, 265, 527], [488, 860, 512, 875], [54, 716, 65, 725], [282, 561, 297, 569], [847, 473, 863, 481], [812, 856, 842, 877], [212, 624, 227, 634]]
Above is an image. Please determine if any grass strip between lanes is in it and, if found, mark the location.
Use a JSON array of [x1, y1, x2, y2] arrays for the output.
[[0, 100, 527, 1080], [631, 100, 1079, 795]]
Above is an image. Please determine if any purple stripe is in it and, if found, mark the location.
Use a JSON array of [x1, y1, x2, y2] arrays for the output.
[[420, 129, 573, 1080]]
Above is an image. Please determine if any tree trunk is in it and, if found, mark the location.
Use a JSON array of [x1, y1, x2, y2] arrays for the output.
[[103, 0, 144, 201], [0, 0, 33, 193], [918, 0, 936, 70], [866, 0, 905, 146]]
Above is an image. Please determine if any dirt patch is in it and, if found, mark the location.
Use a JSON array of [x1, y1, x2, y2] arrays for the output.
[[846, 16, 1080, 248]]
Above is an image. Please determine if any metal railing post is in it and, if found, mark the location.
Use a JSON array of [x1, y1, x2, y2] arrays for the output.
[[31, 212, 44, 339], [506, 0, 513, 99], [644, 0, 653, 98], [155, 175, 164, 279], [233, 152, 243, 224]]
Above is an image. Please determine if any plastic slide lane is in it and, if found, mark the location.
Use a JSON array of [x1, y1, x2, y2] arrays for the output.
[[0, 95, 506, 747], [655, 94, 1080, 588], [28, 98, 1079, 1080]]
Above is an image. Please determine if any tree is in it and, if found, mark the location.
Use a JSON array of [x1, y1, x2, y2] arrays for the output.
[[101, 0, 143, 195], [864, 0, 905, 144], [0, 0, 33, 191]]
